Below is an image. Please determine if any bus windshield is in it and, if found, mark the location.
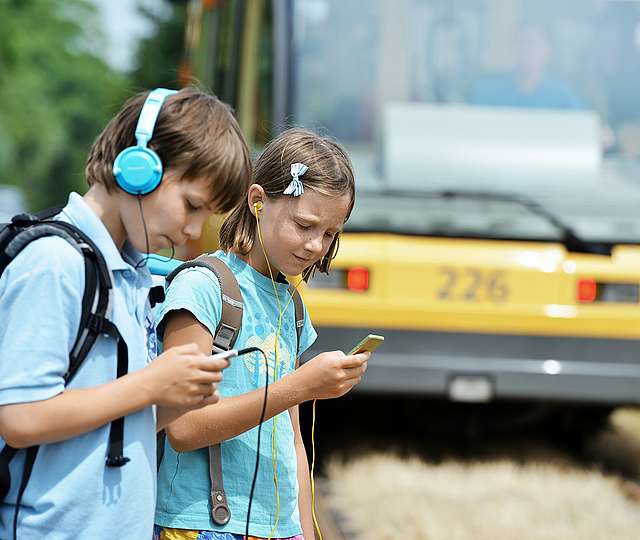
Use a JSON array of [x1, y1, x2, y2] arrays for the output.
[[292, 0, 640, 243]]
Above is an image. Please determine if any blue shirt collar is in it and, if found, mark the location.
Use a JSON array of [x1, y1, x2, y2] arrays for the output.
[[59, 192, 149, 276]]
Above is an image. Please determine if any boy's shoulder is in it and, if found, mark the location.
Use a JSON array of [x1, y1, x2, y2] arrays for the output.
[[3, 234, 85, 284]]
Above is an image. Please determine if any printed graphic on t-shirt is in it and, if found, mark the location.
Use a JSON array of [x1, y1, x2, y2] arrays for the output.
[[145, 313, 157, 362], [243, 333, 293, 385]]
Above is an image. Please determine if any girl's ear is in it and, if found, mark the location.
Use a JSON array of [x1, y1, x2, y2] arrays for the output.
[[247, 184, 266, 216]]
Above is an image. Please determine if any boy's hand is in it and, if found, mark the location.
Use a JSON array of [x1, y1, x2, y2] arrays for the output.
[[295, 350, 370, 401], [143, 343, 230, 409]]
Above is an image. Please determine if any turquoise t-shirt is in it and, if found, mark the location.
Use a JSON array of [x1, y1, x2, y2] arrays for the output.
[[154, 251, 317, 538]]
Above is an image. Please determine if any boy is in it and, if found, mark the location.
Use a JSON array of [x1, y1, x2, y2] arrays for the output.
[[0, 87, 251, 539]]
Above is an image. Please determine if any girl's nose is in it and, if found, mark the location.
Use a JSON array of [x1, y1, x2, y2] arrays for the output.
[[305, 234, 324, 256]]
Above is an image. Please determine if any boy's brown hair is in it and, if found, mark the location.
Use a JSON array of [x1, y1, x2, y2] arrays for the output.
[[219, 128, 355, 278], [85, 87, 251, 213]]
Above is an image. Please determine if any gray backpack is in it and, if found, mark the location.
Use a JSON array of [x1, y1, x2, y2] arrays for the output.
[[157, 255, 305, 526]]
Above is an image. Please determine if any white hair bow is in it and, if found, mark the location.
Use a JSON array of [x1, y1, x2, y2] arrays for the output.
[[283, 162, 308, 197]]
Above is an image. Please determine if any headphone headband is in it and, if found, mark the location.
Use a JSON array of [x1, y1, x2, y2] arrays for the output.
[[113, 87, 177, 196], [135, 88, 176, 147]]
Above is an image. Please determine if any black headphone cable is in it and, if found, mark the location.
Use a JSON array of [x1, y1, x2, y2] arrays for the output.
[[235, 346, 269, 538], [134, 194, 151, 270]]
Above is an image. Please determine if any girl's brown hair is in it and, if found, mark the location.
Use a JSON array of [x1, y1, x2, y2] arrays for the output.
[[220, 128, 355, 278], [85, 86, 251, 213]]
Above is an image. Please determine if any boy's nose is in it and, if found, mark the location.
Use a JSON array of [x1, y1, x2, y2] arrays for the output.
[[183, 219, 203, 241]]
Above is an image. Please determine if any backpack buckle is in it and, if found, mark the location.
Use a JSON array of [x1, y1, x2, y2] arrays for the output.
[[211, 490, 231, 525], [88, 314, 106, 335], [105, 455, 130, 467], [149, 285, 165, 308], [10, 213, 39, 227], [212, 324, 236, 352]]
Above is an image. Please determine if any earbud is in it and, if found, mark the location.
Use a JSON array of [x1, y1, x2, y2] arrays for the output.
[[253, 201, 263, 214]]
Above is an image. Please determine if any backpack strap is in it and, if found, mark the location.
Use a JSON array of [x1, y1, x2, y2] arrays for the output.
[[288, 285, 305, 358], [166, 256, 244, 353], [164, 255, 242, 526], [11, 446, 38, 539], [0, 217, 130, 538], [0, 445, 17, 502]]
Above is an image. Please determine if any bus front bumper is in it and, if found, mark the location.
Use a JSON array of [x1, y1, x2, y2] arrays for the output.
[[303, 327, 640, 404]]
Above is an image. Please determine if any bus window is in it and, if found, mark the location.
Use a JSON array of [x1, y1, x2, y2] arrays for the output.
[[292, 0, 640, 244]]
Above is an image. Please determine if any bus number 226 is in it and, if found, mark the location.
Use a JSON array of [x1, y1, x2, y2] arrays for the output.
[[437, 268, 509, 302]]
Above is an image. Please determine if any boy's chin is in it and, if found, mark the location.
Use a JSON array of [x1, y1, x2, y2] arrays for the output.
[[131, 234, 174, 254]]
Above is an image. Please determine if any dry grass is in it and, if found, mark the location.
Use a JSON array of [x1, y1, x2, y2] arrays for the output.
[[323, 408, 640, 540]]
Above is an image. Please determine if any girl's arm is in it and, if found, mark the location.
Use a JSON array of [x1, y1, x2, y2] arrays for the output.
[[291, 403, 315, 540], [163, 310, 369, 452], [157, 406, 192, 432], [0, 343, 226, 448]]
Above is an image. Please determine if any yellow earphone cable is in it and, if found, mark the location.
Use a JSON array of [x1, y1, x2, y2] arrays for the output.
[[310, 398, 323, 540], [255, 204, 286, 539], [255, 203, 323, 540]]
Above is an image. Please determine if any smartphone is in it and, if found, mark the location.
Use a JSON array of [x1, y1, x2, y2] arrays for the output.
[[348, 334, 385, 355]]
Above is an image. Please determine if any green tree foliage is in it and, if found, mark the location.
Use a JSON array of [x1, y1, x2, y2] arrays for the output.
[[131, 2, 186, 91], [0, 0, 128, 209]]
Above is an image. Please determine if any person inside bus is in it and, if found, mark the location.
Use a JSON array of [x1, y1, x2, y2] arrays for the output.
[[467, 23, 584, 110]]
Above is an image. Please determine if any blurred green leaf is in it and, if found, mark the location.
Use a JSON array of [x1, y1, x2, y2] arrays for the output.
[[0, 0, 127, 210], [131, 2, 185, 90]]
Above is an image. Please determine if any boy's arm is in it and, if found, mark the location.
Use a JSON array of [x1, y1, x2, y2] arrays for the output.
[[0, 343, 226, 448], [162, 310, 307, 449], [291, 403, 316, 540], [163, 311, 369, 452], [157, 407, 185, 432], [0, 370, 156, 447]]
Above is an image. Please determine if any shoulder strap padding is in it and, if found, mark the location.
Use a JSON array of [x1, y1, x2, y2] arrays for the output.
[[166, 256, 243, 353], [1, 220, 112, 384], [0, 216, 118, 522], [5, 223, 83, 259]]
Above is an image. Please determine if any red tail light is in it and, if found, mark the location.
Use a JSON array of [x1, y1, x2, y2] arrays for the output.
[[577, 278, 597, 303], [347, 267, 369, 292]]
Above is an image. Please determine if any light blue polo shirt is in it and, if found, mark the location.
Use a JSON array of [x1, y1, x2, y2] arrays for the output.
[[0, 192, 158, 539], [154, 250, 317, 538]]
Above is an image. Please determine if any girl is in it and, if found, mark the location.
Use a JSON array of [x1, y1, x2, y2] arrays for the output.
[[153, 128, 370, 540]]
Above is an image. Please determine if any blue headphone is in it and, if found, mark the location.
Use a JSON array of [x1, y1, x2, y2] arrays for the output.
[[113, 88, 177, 196]]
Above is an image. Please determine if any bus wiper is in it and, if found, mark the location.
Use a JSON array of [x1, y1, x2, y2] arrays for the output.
[[428, 189, 609, 255]]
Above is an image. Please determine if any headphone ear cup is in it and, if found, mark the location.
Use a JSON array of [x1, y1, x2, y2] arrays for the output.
[[113, 146, 163, 196]]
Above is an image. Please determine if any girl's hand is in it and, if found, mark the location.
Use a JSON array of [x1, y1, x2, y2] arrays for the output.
[[142, 343, 230, 409], [294, 350, 370, 401]]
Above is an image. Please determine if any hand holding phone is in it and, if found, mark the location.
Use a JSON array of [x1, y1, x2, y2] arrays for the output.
[[349, 334, 384, 355]]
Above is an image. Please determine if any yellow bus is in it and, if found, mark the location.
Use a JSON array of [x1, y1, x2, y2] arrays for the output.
[[178, 0, 640, 432]]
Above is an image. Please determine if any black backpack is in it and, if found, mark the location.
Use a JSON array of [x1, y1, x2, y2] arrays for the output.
[[156, 255, 305, 527], [0, 211, 135, 539]]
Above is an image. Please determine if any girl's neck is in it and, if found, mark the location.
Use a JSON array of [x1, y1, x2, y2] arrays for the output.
[[234, 240, 278, 279], [83, 185, 127, 250]]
